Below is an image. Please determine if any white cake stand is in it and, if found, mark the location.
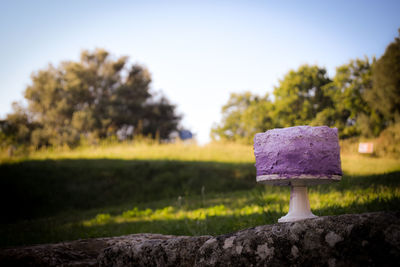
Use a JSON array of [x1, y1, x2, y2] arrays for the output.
[[256, 174, 341, 223]]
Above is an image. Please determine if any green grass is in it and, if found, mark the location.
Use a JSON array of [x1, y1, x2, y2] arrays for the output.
[[0, 143, 399, 247], [0, 142, 254, 164]]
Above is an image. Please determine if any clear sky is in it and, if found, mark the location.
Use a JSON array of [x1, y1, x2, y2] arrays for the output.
[[1, 0, 399, 144]]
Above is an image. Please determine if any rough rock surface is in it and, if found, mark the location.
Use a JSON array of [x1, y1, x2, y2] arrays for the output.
[[99, 234, 211, 266], [195, 211, 400, 267], [1, 211, 399, 266], [0, 235, 126, 266], [0, 234, 211, 267]]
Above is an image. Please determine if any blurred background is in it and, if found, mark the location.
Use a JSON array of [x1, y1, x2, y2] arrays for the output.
[[0, 0, 399, 247]]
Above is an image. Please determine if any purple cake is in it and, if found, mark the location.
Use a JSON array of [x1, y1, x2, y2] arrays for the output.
[[254, 126, 342, 185]]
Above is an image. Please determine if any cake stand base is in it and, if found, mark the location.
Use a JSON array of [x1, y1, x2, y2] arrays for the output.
[[278, 185, 317, 223]]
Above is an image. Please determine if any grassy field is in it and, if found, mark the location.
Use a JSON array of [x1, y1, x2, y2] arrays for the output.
[[1, 142, 400, 247]]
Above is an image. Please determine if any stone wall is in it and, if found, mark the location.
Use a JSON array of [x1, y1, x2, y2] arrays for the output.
[[1, 211, 399, 266]]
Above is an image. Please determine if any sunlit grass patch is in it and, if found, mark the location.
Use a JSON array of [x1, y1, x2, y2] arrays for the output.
[[1, 142, 255, 164], [81, 183, 400, 229], [340, 154, 400, 175], [2, 142, 399, 176], [310, 185, 400, 212], [82, 204, 266, 227]]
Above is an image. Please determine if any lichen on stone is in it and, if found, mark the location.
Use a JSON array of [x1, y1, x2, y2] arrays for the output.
[[325, 231, 343, 247]]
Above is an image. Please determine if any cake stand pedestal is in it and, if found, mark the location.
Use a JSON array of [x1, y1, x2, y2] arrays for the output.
[[256, 175, 341, 223], [278, 185, 317, 222]]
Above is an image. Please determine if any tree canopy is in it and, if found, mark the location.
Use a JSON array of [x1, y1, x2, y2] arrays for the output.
[[211, 92, 273, 143], [312, 57, 383, 138], [1, 49, 181, 147], [366, 31, 400, 123], [272, 65, 332, 127], [212, 32, 400, 143]]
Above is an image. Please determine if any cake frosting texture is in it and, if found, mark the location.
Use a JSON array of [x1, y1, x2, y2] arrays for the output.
[[254, 126, 342, 178]]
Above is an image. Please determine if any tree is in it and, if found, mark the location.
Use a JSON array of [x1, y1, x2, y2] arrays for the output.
[[212, 66, 332, 143], [142, 94, 182, 140], [211, 92, 274, 143], [366, 30, 400, 125], [272, 65, 332, 127], [5, 48, 180, 147], [313, 58, 383, 137], [0, 102, 36, 146]]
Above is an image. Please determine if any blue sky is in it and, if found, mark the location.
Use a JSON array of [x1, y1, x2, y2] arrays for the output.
[[1, 0, 399, 144]]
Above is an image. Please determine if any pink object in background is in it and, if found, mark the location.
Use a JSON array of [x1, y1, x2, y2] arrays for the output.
[[358, 143, 374, 154]]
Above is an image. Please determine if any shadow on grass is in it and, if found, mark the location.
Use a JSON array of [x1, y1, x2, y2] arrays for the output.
[[2, 194, 400, 248], [0, 211, 282, 247], [317, 171, 400, 191], [0, 159, 256, 223], [1, 159, 399, 224]]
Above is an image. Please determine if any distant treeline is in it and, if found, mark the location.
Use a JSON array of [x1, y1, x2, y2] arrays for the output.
[[212, 31, 400, 143], [0, 49, 181, 148], [1, 32, 400, 149]]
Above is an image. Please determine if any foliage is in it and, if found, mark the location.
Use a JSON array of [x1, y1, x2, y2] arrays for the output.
[[210, 92, 274, 143], [366, 30, 400, 124], [213, 33, 400, 142], [272, 65, 332, 127], [0, 102, 37, 146], [1, 49, 180, 147], [314, 58, 384, 138], [211, 65, 333, 143], [374, 123, 400, 157], [213, 62, 378, 142]]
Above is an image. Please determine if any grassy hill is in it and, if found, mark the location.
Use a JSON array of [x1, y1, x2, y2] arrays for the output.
[[1, 142, 399, 247]]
